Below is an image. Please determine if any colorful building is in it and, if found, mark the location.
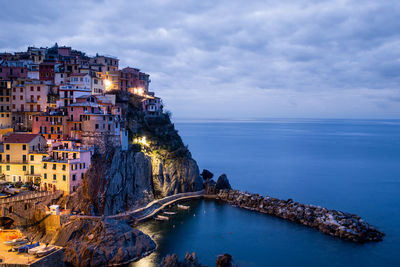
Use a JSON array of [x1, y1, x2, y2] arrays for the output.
[[41, 148, 91, 194], [0, 80, 12, 128], [0, 133, 47, 183]]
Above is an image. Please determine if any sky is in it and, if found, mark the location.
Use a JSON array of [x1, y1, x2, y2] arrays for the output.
[[1, 0, 400, 119]]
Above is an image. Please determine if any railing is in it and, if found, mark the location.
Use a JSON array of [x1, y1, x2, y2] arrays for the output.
[[0, 190, 62, 205]]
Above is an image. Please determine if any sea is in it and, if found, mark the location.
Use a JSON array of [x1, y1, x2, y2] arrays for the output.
[[133, 119, 400, 267]]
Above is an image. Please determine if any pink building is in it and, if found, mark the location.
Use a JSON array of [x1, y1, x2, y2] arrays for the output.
[[32, 110, 68, 141], [11, 80, 49, 113]]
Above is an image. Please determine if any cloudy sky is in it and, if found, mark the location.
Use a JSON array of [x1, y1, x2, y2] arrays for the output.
[[1, 0, 400, 119]]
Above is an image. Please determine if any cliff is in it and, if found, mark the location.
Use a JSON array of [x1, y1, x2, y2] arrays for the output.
[[67, 91, 203, 216]]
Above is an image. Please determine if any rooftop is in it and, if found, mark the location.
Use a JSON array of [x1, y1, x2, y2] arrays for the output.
[[3, 133, 40, 144]]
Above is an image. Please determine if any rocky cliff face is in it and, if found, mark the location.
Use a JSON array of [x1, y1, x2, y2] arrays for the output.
[[70, 145, 203, 216], [151, 154, 203, 198]]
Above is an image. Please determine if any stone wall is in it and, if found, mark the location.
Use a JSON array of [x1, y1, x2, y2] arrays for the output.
[[215, 189, 384, 243]]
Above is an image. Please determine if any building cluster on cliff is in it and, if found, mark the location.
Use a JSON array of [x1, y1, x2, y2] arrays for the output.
[[0, 43, 163, 195]]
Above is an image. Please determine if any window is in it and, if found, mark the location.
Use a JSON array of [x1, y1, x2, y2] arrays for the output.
[[35, 117, 38, 121], [30, 86, 34, 91], [6, 165, 10, 171], [44, 173, 47, 179], [43, 163, 47, 169], [95, 124, 99, 129], [53, 174, 56, 180], [52, 164, 56, 170], [6, 155, 10, 162], [73, 153, 76, 159], [72, 174, 76, 181], [62, 165, 66, 171], [81, 173, 84, 179], [63, 175, 66, 181], [37, 86, 40, 91], [5, 144, 9, 150], [22, 165, 26, 171], [22, 144, 26, 150], [30, 155, 34, 161], [22, 155, 26, 162]]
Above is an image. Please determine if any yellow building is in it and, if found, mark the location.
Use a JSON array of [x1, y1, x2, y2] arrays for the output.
[[0, 133, 47, 183], [41, 148, 91, 194]]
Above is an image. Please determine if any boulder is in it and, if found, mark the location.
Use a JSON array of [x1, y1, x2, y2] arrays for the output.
[[215, 174, 232, 191], [201, 169, 214, 180], [216, 253, 236, 267], [158, 252, 204, 267]]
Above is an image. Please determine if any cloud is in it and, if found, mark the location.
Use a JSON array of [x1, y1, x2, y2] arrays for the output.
[[1, 0, 400, 118]]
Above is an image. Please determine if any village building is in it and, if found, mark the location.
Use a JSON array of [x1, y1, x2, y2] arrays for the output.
[[142, 92, 163, 116], [0, 61, 28, 81], [0, 80, 12, 128], [32, 110, 68, 141], [11, 80, 51, 131], [41, 147, 91, 194], [39, 62, 55, 82], [69, 73, 91, 89], [0, 133, 47, 183], [57, 85, 92, 107]]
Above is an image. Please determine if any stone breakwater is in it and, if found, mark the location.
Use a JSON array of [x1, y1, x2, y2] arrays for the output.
[[215, 189, 384, 243]]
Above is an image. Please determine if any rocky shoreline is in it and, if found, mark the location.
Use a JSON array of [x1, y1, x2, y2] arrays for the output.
[[210, 188, 384, 243]]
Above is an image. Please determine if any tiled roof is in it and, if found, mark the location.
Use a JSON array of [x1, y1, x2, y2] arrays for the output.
[[3, 133, 40, 144]]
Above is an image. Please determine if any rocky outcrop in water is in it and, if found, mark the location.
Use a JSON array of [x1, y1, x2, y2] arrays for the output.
[[204, 172, 231, 195], [54, 218, 156, 266], [158, 252, 204, 267], [158, 252, 236, 267], [216, 254, 236, 267], [215, 189, 384, 243]]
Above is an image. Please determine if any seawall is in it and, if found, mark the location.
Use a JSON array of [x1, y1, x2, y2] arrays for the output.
[[212, 189, 384, 243]]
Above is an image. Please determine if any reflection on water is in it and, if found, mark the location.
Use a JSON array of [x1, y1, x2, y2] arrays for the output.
[[129, 121, 400, 266], [131, 200, 203, 266]]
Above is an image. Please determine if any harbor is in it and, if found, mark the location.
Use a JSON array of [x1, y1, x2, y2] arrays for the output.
[[0, 229, 63, 266]]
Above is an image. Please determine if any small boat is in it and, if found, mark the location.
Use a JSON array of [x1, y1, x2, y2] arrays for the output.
[[4, 238, 27, 246], [155, 215, 169, 221], [163, 211, 176, 215], [177, 204, 190, 210], [28, 244, 46, 255], [18, 242, 40, 253], [36, 245, 56, 257]]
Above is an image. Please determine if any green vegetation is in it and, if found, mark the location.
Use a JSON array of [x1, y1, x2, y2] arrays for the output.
[[110, 90, 191, 160]]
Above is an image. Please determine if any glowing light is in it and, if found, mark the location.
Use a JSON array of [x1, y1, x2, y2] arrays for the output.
[[131, 87, 145, 96], [104, 79, 112, 90], [133, 136, 149, 146]]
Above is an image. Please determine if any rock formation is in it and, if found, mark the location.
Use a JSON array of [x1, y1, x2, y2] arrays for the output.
[[158, 252, 236, 267], [54, 218, 156, 266], [215, 189, 384, 243], [216, 254, 236, 267], [158, 252, 204, 267], [204, 172, 232, 195]]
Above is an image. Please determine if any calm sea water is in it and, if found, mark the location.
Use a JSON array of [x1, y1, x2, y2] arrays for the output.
[[133, 119, 400, 266]]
